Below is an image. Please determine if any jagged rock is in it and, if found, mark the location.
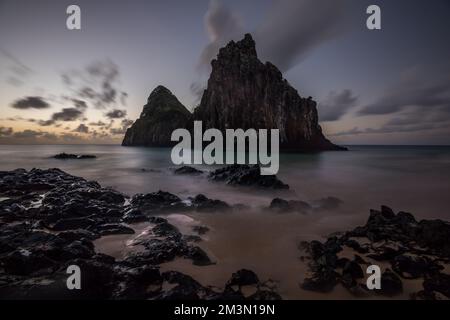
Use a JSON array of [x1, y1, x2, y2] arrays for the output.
[[378, 269, 403, 296], [130, 190, 186, 213], [269, 198, 311, 213], [192, 225, 209, 235], [0, 168, 284, 300], [185, 246, 214, 266], [301, 269, 339, 293], [174, 166, 203, 175], [226, 269, 260, 288], [122, 209, 148, 223], [422, 272, 450, 298], [53, 153, 96, 160], [193, 33, 345, 151], [391, 254, 441, 279], [208, 164, 289, 189], [93, 223, 135, 236], [122, 86, 192, 147], [190, 194, 231, 212], [342, 260, 364, 279]]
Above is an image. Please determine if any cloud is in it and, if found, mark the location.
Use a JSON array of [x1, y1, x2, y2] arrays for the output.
[[62, 59, 127, 109], [110, 118, 134, 135], [11, 96, 50, 109], [72, 124, 89, 134], [121, 119, 134, 127], [110, 127, 127, 135], [331, 123, 449, 137], [193, 0, 351, 97], [197, 0, 243, 73], [70, 98, 88, 110], [0, 127, 13, 137], [319, 89, 358, 122], [106, 109, 127, 119], [120, 92, 128, 106], [254, 0, 350, 72], [51, 108, 84, 122], [89, 121, 107, 126], [13, 130, 46, 139], [38, 120, 56, 126], [190, 81, 206, 103], [358, 66, 450, 117], [0, 49, 33, 87]]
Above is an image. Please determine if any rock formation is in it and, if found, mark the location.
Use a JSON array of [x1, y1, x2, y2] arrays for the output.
[[122, 34, 344, 151], [122, 86, 191, 147], [193, 33, 344, 151]]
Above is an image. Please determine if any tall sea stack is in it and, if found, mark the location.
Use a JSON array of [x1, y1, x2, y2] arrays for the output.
[[122, 34, 344, 151], [193, 33, 344, 151], [122, 86, 191, 147]]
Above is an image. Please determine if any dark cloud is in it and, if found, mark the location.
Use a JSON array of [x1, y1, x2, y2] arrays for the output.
[[89, 121, 107, 126], [121, 119, 134, 127], [358, 67, 450, 117], [255, 0, 350, 72], [110, 118, 134, 135], [331, 123, 449, 137], [0, 127, 13, 137], [194, 0, 350, 93], [13, 130, 45, 139], [62, 59, 127, 109], [110, 127, 127, 135], [38, 120, 56, 126], [197, 0, 243, 73], [70, 98, 88, 110], [72, 124, 89, 134], [51, 108, 84, 122], [60, 133, 83, 143], [319, 89, 358, 122], [11, 96, 50, 110], [106, 109, 127, 119]]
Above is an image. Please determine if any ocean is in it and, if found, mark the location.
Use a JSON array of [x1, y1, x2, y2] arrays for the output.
[[1, 144, 449, 298]]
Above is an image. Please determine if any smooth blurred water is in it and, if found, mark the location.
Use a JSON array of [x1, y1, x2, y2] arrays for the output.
[[2, 144, 449, 298], [0, 144, 449, 225]]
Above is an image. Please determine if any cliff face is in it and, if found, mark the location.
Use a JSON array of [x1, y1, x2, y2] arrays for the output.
[[193, 34, 344, 151], [122, 34, 344, 151], [122, 86, 191, 147]]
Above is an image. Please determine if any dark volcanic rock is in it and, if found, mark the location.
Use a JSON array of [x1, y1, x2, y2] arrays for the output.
[[192, 225, 209, 235], [208, 164, 289, 189], [0, 168, 282, 300], [269, 198, 311, 213], [301, 205, 450, 298], [122, 86, 192, 147], [422, 272, 450, 298], [226, 269, 259, 287], [301, 269, 339, 293], [378, 269, 403, 296], [174, 166, 203, 175], [122, 208, 148, 223], [391, 254, 440, 279], [53, 153, 96, 160], [130, 190, 187, 214], [193, 33, 345, 151], [190, 194, 231, 212]]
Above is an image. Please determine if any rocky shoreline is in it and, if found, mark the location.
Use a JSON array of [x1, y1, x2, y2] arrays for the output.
[[300, 206, 450, 299], [1, 167, 449, 300], [0, 168, 281, 299]]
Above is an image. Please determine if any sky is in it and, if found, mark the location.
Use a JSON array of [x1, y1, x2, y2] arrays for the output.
[[0, 0, 449, 145]]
